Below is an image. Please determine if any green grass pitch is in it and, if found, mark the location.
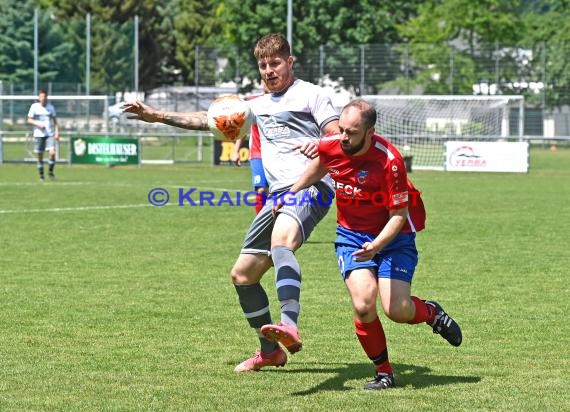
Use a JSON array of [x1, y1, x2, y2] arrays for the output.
[[0, 148, 568, 411]]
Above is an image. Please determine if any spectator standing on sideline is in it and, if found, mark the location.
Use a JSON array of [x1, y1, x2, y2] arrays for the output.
[[274, 99, 462, 390], [123, 33, 340, 372], [27, 89, 60, 182]]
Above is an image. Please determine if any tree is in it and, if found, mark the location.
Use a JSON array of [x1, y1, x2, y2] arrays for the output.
[[0, 0, 78, 92], [0, 0, 36, 87], [173, 0, 223, 85], [395, 0, 524, 95], [45, 0, 183, 92], [521, 0, 570, 108], [216, 0, 423, 93]]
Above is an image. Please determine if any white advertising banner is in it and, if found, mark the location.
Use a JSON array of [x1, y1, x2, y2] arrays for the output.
[[445, 141, 529, 173]]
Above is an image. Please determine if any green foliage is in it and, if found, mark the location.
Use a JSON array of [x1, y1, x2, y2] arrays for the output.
[[46, 0, 183, 92], [2, 0, 570, 110], [521, 0, 570, 108], [216, 0, 424, 93], [396, 0, 524, 95], [173, 0, 223, 85], [0, 1, 43, 86]]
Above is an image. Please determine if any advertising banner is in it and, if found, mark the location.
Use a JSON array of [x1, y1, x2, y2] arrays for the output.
[[71, 137, 140, 165], [445, 141, 529, 173], [213, 139, 250, 166]]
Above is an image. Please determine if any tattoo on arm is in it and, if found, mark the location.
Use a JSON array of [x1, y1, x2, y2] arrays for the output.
[[160, 111, 209, 130]]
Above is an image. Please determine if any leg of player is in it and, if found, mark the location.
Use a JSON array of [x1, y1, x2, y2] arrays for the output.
[[47, 143, 56, 180], [345, 268, 396, 390], [423, 300, 463, 347], [378, 277, 463, 347], [35, 137, 45, 182], [260, 213, 304, 354], [377, 234, 462, 347], [37, 152, 44, 182], [232, 253, 287, 372]]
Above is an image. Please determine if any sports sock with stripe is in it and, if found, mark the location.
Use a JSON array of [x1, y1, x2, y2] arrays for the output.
[[354, 316, 393, 375], [271, 245, 301, 327], [234, 283, 278, 353], [407, 296, 436, 324]]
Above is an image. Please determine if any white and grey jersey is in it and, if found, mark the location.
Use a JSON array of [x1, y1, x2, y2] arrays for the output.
[[28, 102, 57, 138], [248, 79, 339, 193]]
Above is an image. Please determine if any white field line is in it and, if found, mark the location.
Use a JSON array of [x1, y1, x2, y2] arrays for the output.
[[0, 204, 156, 214], [0, 180, 240, 187], [0, 182, 257, 214]]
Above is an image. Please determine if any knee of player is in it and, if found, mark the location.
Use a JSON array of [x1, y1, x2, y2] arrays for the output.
[[271, 222, 302, 249], [230, 265, 252, 285], [383, 299, 414, 323], [352, 299, 377, 320]]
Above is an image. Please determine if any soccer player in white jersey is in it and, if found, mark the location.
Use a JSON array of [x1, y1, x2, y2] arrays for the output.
[[27, 89, 60, 182], [123, 33, 340, 372]]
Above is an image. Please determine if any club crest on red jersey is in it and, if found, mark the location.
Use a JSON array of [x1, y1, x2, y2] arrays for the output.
[[356, 170, 368, 184]]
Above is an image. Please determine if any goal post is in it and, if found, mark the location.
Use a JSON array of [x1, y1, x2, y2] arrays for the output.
[[0, 94, 112, 162], [362, 95, 525, 171], [0, 94, 112, 130], [0, 94, 208, 164]]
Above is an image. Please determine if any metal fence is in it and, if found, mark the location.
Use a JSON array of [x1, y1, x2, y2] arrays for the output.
[[3, 40, 570, 137]]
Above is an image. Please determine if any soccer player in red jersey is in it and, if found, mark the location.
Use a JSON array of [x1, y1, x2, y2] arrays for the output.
[[274, 98, 462, 390]]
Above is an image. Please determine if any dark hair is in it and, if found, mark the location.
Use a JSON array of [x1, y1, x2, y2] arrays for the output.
[[38, 89, 48, 96], [343, 99, 377, 129], [254, 33, 291, 60]]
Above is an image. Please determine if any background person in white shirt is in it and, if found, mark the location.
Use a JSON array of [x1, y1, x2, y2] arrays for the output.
[[27, 89, 60, 181]]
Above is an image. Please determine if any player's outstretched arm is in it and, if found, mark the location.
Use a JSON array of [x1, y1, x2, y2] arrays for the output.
[[122, 100, 209, 131]]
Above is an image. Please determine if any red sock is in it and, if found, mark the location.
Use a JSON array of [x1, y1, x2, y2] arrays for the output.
[[408, 296, 436, 324], [354, 317, 392, 375], [254, 192, 264, 215]]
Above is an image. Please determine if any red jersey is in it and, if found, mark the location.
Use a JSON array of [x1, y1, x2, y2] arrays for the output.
[[318, 133, 426, 235], [247, 92, 264, 160], [249, 124, 261, 159]]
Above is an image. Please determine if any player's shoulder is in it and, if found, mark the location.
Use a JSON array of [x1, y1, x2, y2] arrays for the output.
[[247, 90, 271, 104], [320, 133, 341, 143], [370, 134, 402, 161], [294, 78, 316, 87], [290, 79, 326, 95], [318, 133, 340, 152], [28, 102, 41, 113]]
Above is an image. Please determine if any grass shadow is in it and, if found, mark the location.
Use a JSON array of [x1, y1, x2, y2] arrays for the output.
[[270, 361, 480, 395]]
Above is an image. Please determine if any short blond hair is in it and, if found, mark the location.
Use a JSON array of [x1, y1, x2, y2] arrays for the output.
[[254, 33, 291, 60]]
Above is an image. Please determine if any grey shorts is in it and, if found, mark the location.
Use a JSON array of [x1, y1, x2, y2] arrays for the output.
[[34, 136, 55, 153], [241, 181, 334, 255]]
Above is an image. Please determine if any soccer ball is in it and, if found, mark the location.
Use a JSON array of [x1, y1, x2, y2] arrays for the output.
[[207, 95, 253, 141]]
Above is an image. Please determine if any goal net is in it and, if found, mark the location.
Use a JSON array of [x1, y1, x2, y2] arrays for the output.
[[362, 95, 525, 170]]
